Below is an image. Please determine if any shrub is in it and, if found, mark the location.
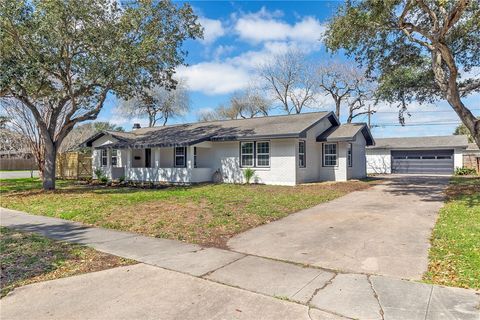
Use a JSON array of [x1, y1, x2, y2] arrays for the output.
[[243, 168, 256, 184], [118, 176, 125, 183], [454, 167, 477, 176], [100, 175, 108, 183], [94, 168, 103, 179]]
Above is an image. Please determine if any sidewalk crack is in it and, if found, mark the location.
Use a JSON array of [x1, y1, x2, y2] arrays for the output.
[[367, 275, 385, 320], [306, 272, 337, 305], [423, 286, 434, 320], [199, 254, 247, 278]]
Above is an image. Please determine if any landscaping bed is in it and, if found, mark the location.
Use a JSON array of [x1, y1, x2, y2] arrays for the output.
[[0, 226, 134, 297], [424, 176, 480, 289], [0, 178, 374, 248]]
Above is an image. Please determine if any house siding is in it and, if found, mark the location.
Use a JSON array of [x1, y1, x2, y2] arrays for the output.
[[296, 117, 332, 184], [347, 133, 367, 179], [211, 139, 297, 186]]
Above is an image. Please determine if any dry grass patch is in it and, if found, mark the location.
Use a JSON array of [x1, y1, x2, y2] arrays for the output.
[[0, 227, 135, 297], [1, 178, 375, 248]]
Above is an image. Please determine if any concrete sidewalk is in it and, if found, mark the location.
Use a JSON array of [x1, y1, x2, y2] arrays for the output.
[[1, 208, 479, 320]]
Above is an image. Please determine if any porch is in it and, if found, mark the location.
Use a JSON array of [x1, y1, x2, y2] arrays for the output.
[[97, 143, 214, 183]]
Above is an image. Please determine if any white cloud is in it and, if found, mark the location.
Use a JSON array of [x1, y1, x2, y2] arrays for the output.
[[198, 17, 225, 44], [234, 9, 325, 45], [176, 62, 250, 95]]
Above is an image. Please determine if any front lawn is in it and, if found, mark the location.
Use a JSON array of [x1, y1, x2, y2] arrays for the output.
[[0, 178, 373, 248], [424, 176, 480, 289], [0, 227, 134, 297]]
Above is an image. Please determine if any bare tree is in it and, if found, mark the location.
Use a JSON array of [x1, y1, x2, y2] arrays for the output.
[[1, 100, 44, 176], [318, 62, 376, 122], [59, 122, 124, 153], [198, 88, 271, 121], [117, 80, 190, 127], [258, 49, 318, 114]]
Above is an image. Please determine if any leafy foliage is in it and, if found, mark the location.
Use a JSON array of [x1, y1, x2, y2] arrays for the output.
[[243, 168, 256, 184], [454, 167, 477, 176], [325, 1, 480, 145], [0, 0, 202, 189]]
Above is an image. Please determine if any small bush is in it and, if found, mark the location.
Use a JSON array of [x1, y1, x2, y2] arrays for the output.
[[118, 176, 125, 183], [243, 168, 256, 184], [100, 176, 108, 183], [94, 168, 103, 179], [454, 167, 477, 176]]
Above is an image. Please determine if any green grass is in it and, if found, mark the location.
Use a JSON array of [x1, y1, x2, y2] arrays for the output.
[[0, 227, 133, 297], [0, 178, 372, 247], [424, 176, 480, 289]]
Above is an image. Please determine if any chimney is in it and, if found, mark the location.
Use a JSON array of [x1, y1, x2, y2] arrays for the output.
[[132, 123, 141, 130]]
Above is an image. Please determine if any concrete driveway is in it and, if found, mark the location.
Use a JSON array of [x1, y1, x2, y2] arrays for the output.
[[0, 170, 39, 179], [228, 175, 450, 279]]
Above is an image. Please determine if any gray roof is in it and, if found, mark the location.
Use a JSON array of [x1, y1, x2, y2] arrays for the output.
[[316, 123, 375, 146], [368, 135, 469, 149], [84, 112, 340, 149], [466, 143, 480, 151]]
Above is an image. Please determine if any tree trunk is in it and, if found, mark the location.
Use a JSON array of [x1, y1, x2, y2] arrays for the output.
[[335, 99, 341, 119], [42, 140, 57, 190]]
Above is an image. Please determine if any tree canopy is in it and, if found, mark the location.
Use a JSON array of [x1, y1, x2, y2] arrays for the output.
[[0, 0, 202, 189], [325, 0, 480, 147]]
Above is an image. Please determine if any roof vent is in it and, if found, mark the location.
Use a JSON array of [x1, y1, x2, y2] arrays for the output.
[[132, 123, 141, 130]]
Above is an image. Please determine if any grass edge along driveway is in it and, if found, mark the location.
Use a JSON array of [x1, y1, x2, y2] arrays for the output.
[[424, 176, 480, 290], [0, 178, 375, 248]]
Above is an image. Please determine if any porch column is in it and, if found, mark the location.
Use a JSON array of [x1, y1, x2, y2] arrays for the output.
[[106, 148, 112, 179], [186, 145, 194, 169], [337, 142, 348, 181], [125, 148, 132, 180], [154, 148, 161, 167]]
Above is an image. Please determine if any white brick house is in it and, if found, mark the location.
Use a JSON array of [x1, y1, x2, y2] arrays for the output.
[[83, 112, 374, 186]]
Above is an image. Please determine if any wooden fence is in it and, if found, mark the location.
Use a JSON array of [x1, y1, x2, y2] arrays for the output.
[[56, 152, 92, 179], [0, 158, 37, 170]]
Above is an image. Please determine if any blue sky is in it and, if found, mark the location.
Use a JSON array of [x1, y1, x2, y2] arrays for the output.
[[97, 1, 480, 138]]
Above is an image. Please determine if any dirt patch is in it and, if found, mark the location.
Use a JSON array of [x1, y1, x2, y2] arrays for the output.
[[0, 227, 135, 297]]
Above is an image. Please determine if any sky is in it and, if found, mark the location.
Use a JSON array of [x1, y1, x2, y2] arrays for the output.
[[97, 0, 480, 138]]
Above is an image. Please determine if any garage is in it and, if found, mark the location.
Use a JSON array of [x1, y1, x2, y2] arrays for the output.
[[366, 136, 468, 175], [391, 150, 454, 174]]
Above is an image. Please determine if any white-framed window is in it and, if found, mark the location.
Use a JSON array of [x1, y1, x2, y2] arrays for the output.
[[347, 143, 352, 167], [193, 147, 197, 168], [299, 140, 306, 168], [111, 149, 119, 167], [240, 142, 254, 167], [101, 149, 108, 167], [174, 147, 186, 168], [256, 141, 270, 167], [323, 143, 337, 166]]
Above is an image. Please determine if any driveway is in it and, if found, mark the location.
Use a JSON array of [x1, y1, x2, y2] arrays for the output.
[[228, 175, 450, 279], [0, 170, 39, 179]]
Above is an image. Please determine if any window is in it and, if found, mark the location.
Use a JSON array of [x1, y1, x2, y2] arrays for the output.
[[240, 142, 254, 167], [193, 147, 197, 168], [256, 141, 270, 167], [436, 155, 452, 159], [111, 149, 119, 167], [299, 141, 306, 168], [347, 144, 352, 167], [101, 149, 108, 167], [145, 148, 152, 168], [323, 143, 337, 166], [174, 147, 186, 167], [422, 156, 435, 159]]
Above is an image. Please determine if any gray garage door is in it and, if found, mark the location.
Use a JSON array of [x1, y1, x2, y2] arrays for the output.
[[391, 150, 454, 174]]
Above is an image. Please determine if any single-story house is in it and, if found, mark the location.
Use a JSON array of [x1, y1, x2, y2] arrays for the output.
[[366, 135, 480, 174], [82, 112, 374, 186]]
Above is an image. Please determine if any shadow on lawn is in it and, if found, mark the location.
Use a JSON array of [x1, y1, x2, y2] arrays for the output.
[[3, 222, 95, 244]]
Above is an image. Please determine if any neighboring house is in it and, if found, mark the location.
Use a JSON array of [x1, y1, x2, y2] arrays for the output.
[[82, 112, 374, 185], [366, 135, 479, 174]]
